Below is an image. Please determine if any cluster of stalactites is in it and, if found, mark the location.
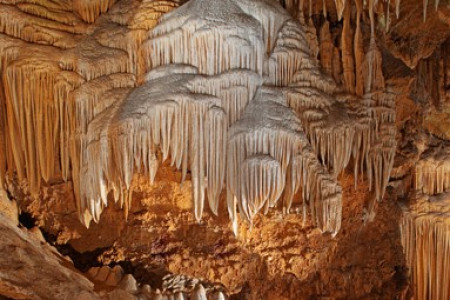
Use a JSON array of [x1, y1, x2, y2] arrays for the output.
[[414, 149, 450, 196], [3, 59, 65, 193], [78, 64, 263, 225], [0, 0, 180, 212], [0, 53, 135, 197], [227, 89, 342, 235], [281, 0, 442, 24], [0, 0, 397, 237], [313, 0, 386, 97], [285, 0, 397, 213], [72, 0, 116, 23], [401, 199, 450, 300], [267, 19, 317, 86], [144, 0, 269, 77], [286, 68, 396, 216]]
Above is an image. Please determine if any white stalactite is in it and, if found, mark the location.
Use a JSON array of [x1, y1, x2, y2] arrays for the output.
[[228, 89, 342, 234], [0, 0, 397, 236]]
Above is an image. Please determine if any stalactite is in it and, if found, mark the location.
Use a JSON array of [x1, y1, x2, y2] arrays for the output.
[[354, 0, 365, 97], [396, 0, 401, 18], [0, 0, 398, 236], [268, 19, 313, 86], [0, 2, 91, 47], [308, 0, 312, 19], [334, 0, 346, 21], [144, 0, 292, 76], [3, 60, 62, 193], [227, 90, 342, 234], [369, 0, 376, 39], [341, 1, 356, 94], [364, 39, 385, 94], [401, 194, 450, 300], [319, 21, 334, 76], [288, 64, 395, 211], [414, 148, 450, 196], [78, 67, 249, 224], [128, 1, 181, 30], [423, 0, 428, 22], [298, 0, 305, 23], [0, 83, 6, 188], [416, 53, 442, 107], [332, 47, 343, 84], [227, 93, 306, 224], [364, 90, 396, 206], [73, 0, 116, 23], [0, 0, 179, 220]]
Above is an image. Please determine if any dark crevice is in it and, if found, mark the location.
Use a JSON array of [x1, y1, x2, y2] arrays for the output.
[[37, 228, 169, 288], [40, 231, 108, 273], [57, 244, 109, 273], [18, 211, 36, 229]]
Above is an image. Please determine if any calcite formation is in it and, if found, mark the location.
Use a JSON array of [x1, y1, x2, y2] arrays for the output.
[[0, 0, 449, 299], [399, 146, 450, 299], [401, 193, 450, 300], [0, 0, 396, 237]]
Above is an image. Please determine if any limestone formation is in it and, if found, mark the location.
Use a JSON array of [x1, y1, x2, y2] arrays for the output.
[[0, 0, 397, 237], [0, 0, 449, 299]]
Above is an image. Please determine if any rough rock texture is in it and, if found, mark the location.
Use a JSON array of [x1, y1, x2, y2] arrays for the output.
[[0, 213, 99, 300], [0, 0, 449, 299]]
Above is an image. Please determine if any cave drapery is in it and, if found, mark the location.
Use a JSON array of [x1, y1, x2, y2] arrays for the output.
[[0, 0, 449, 299]]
